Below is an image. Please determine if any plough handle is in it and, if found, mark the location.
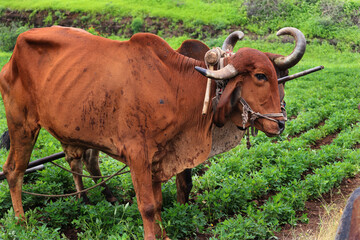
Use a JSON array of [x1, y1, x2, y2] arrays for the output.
[[0, 152, 65, 180], [278, 66, 324, 84]]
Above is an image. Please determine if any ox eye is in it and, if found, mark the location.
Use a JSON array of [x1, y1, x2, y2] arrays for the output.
[[255, 73, 268, 81]]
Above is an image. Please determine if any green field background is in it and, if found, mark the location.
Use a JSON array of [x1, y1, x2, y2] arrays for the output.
[[0, 0, 359, 239]]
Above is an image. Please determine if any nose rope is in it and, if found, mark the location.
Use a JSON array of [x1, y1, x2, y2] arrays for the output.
[[281, 102, 288, 121], [239, 97, 284, 129], [239, 97, 284, 149]]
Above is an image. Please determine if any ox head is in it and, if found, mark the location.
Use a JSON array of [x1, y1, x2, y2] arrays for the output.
[[195, 27, 306, 137]]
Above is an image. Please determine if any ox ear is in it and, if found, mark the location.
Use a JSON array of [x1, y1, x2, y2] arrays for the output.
[[265, 52, 289, 78], [176, 40, 210, 61], [213, 79, 240, 127], [264, 52, 282, 66]]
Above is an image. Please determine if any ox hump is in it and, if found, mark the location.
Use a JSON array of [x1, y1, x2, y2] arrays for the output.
[[16, 26, 95, 49], [129, 33, 174, 56]]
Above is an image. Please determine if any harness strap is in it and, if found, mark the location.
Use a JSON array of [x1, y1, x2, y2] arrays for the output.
[[281, 103, 288, 121], [246, 128, 251, 149], [239, 97, 284, 129]]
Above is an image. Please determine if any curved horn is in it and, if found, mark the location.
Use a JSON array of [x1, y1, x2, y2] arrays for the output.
[[222, 31, 245, 52], [195, 64, 238, 80], [274, 27, 306, 70]]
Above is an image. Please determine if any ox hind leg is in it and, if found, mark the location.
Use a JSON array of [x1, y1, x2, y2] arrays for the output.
[[62, 145, 91, 204], [3, 123, 40, 219], [81, 149, 118, 203], [176, 168, 193, 204], [127, 146, 168, 240]]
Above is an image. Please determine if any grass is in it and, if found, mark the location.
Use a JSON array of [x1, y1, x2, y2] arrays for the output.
[[281, 196, 347, 240], [0, 0, 246, 26], [315, 200, 345, 240]]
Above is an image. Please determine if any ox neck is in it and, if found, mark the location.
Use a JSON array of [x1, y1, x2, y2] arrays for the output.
[[171, 51, 217, 126]]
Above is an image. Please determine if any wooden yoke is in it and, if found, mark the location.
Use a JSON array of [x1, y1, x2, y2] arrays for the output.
[[202, 48, 223, 115]]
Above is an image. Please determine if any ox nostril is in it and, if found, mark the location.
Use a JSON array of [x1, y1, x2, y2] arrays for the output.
[[278, 120, 285, 133]]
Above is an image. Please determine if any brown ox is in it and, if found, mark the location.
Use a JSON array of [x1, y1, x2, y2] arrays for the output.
[[49, 30, 305, 205], [0, 36, 299, 203], [1, 26, 302, 239]]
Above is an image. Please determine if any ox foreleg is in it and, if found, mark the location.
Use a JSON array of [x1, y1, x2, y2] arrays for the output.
[[176, 168, 193, 204], [153, 181, 170, 240], [129, 147, 168, 240], [81, 149, 117, 203]]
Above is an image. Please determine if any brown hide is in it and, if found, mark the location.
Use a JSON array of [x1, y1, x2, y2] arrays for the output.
[[63, 39, 213, 204], [0, 26, 284, 239]]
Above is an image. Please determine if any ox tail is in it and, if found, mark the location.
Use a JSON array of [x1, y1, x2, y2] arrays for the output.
[[0, 130, 10, 150]]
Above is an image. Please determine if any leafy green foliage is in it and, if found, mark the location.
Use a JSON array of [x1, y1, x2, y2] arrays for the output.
[[0, 208, 64, 239], [72, 201, 144, 239], [42, 198, 82, 228], [0, 23, 29, 52], [131, 17, 144, 34], [162, 203, 207, 239]]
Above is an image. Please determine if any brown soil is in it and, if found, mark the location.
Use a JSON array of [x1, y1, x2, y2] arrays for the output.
[[63, 226, 81, 240], [288, 120, 326, 140], [311, 131, 339, 149]]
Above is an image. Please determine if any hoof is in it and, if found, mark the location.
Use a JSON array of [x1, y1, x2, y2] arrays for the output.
[[102, 189, 118, 204], [81, 195, 93, 205], [106, 196, 118, 204]]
